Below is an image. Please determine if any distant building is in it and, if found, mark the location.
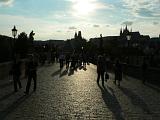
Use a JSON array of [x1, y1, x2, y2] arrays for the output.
[[90, 25, 151, 49], [119, 25, 150, 48], [90, 36, 119, 47], [0, 35, 13, 62], [69, 31, 86, 52], [34, 40, 64, 47], [150, 36, 160, 49]]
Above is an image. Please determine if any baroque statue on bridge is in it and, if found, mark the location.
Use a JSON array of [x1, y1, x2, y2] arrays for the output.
[[29, 30, 35, 44]]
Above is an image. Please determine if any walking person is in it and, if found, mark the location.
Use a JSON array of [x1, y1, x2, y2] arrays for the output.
[[97, 55, 106, 86], [24, 55, 38, 95], [83, 53, 87, 68], [55, 52, 59, 62], [59, 53, 65, 70], [104, 54, 109, 82], [114, 59, 122, 87], [141, 57, 148, 84], [65, 53, 70, 69], [11, 56, 22, 92], [70, 52, 76, 70]]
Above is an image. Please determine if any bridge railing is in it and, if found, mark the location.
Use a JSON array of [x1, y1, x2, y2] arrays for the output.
[[0, 59, 26, 81]]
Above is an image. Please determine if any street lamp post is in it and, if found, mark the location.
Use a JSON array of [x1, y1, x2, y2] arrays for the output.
[[82, 46, 84, 57], [12, 25, 18, 59], [81, 46, 84, 65], [81, 46, 83, 51], [126, 34, 131, 47], [126, 34, 131, 64], [99, 34, 103, 55]]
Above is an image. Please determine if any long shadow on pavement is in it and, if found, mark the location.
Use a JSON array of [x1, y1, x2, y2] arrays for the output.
[[119, 86, 151, 114], [0, 82, 13, 89], [145, 83, 160, 93], [97, 83, 125, 120], [51, 69, 61, 77], [0, 92, 33, 120], [0, 91, 15, 101], [68, 69, 74, 76], [60, 69, 68, 77]]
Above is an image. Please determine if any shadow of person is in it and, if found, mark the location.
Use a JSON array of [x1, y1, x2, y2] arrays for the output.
[[83, 67, 87, 71], [0, 92, 33, 120], [51, 69, 61, 77], [119, 86, 151, 114], [97, 84, 125, 120], [0, 82, 13, 89], [79, 65, 83, 70], [68, 68, 74, 76], [145, 83, 160, 93], [0, 91, 15, 101], [60, 69, 68, 77], [75, 65, 78, 72]]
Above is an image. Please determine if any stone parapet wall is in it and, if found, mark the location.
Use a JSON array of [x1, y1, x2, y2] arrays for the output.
[[0, 59, 26, 80]]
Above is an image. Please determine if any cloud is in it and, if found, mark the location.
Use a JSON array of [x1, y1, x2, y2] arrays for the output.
[[0, 0, 11, 2], [122, 21, 133, 26], [106, 24, 110, 27], [153, 22, 159, 25], [68, 0, 115, 17], [57, 30, 62, 33], [123, 0, 160, 18], [93, 24, 100, 27], [69, 26, 77, 30], [97, 0, 115, 9], [0, 0, 14, 7], [0, 14, 74, 40]]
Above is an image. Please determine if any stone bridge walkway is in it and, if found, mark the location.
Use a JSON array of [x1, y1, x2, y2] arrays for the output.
[[0, 63, 160, 120]]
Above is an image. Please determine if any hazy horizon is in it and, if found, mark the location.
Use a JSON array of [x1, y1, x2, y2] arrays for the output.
[[0, 0, 160, 40]]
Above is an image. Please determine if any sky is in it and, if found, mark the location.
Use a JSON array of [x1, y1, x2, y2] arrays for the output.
[[0, 0, 160, 40]]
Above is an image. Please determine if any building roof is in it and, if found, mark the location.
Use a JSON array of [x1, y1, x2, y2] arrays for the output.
[[130, 32, 140, 36]]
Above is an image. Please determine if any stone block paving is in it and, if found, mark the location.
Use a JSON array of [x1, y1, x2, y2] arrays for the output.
[[0, 63, 160, 120]]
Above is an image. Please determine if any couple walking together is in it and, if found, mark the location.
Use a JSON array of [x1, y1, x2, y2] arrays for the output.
[[97, 55, 122, 86], [11, 54, 37, 95]]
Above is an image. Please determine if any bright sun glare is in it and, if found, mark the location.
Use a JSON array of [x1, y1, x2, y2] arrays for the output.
[[73, 1, 96, 15]]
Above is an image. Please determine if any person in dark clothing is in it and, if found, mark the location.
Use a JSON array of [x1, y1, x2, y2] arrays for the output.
[[24, 55, 38, 95], [97, 55, 106, 85], [59, 53, 65, 69], [65, 54, 70, 69], [83, 54, 87, 68], [55, 52, 59, 62], [114, 59, 122, 86], [70, 53, 76, 69], [142, 58, 148, 84], [11, 58, 22, 92], [51, 51, 55, 63]]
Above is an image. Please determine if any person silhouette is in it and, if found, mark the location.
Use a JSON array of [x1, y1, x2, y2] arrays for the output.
[[114, 59, 122, 86], [59, 53, 65, 70], [97, 55, 106, 85], [11, 56, 22, 92], [70, 52, 76, 70], [65, 53, 70, 69], [24, 55, 38, 95]]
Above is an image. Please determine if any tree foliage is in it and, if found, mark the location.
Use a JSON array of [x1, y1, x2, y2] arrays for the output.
[[16, 32, 29, 58]]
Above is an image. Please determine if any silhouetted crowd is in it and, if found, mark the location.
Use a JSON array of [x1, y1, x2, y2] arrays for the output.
[[9, 51, 148, 94]]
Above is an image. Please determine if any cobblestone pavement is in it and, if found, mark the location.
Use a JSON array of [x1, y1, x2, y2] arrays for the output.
[[0, 63, 160, 120]]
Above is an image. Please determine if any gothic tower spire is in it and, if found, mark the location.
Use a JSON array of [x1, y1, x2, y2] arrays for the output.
[[78, 31, 82, 39], [74, 31, 77, 39], [125, 25, 128, 30], [120, 27, 123, 36]]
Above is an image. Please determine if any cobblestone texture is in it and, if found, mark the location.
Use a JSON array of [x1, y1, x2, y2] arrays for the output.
[[0, 63, 160, 120]]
